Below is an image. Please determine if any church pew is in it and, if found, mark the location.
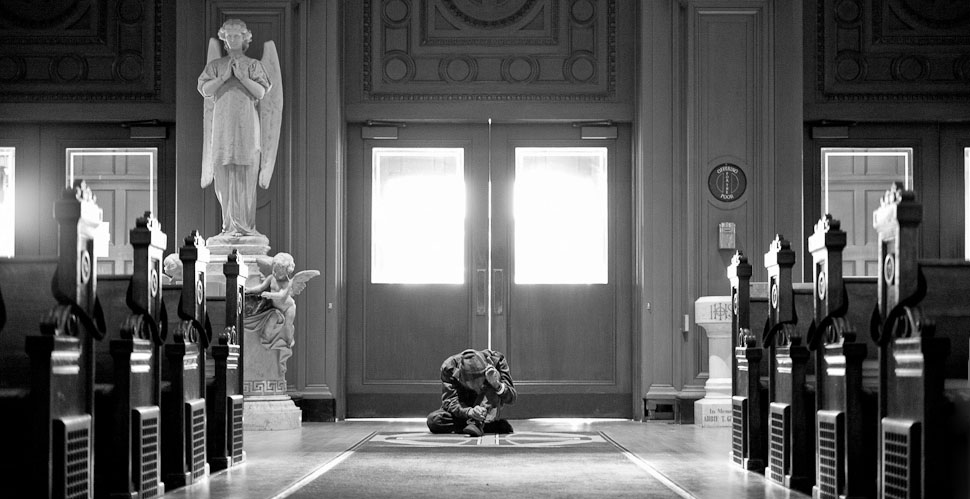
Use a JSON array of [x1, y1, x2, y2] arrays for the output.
[[205, 249, 247, 472], [806, 215, 879, 499], [0, 181, 105, 498], [92, 213, 168, 499], [762, 235, 815, 493], [872, 184, 970, 499], [729, 251, 767, 471], [159, 231, 211, 489]]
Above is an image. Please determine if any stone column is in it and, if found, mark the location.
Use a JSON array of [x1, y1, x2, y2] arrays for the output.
[[693, 296, 733, 427]]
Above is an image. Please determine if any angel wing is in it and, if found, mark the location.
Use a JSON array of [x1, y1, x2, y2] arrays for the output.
[[258, 40, 283, 189], [201, 37, 223, 189], [287, 270, 320, 298]]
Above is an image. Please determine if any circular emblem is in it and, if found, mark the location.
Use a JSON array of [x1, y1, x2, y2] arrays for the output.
[[80, 250, 91, 285], [884, 254, 896, 284], [150, 268, 159, 298], [196, 280, 204, 304], [817, 271, 826, 300], [708, 163, 747, 202], [770, 282, 779, 309]]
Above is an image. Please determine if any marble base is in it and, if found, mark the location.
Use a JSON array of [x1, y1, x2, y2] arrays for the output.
[[244, 395, 302, 431], [205, 253, 267, 296], [694, 398, 733, 427]]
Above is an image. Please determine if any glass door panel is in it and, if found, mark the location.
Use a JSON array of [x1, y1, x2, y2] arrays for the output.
[[514, 147, 608, 284], [371, 148, 465, 284]]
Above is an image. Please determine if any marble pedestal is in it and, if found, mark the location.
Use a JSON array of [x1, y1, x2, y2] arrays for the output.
[[693, 296, 734, 427], [206, 236, 301, 430], [205, 239, 269, 296], [241, 321, 302, 430]]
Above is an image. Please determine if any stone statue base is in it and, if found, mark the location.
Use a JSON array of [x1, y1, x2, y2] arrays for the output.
[[242, 318, 301, 430], [243, 395, 302, 431], [204, 240, 269, 296]]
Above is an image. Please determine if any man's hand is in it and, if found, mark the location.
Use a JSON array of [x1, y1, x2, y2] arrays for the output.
[[468, 405, 487, 422], [484, 365, 501, 389]]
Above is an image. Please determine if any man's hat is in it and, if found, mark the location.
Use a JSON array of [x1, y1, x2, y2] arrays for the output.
[[459, 349, 487, 379]]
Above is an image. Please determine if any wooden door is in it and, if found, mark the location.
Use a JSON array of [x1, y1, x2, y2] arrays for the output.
[[346, 123, 633, 418], [0, 124, 174, 259]]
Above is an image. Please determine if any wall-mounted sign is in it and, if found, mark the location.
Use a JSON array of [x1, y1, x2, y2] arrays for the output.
[[708, 163, 746, 202]]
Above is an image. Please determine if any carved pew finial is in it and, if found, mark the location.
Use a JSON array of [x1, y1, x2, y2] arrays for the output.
[[808, 214, 850, 348], [764, 235, 797, 346]]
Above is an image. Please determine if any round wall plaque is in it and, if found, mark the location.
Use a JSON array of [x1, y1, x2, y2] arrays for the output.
[[708, 163, 747, 202]]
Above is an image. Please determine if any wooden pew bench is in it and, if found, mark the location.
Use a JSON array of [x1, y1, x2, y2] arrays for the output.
[[761, 235, 815, 493], [872, 184, 970, 499], [0, 182, 104, 497], [157, 236, 248, 485], [159, 231, 211, 490], [729, 251, 814, 476], [806, 215, 879, 499], [204, 250, 247, 472], [91, 214, 168, 499]]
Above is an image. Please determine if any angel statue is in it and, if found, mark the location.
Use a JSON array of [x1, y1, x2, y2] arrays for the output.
[[198, 18, 282, 243], [245, 252, 319, 375]]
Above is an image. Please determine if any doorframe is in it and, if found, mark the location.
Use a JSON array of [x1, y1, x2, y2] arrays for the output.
[[338, 120, 642, 419]]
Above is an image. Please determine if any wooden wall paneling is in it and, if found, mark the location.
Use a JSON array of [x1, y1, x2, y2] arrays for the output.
[[343, 0, 636, 122], [0, 0, 176, 122], [804, 0, 970, 121], [175, 0, 209, 247], [302, 0, 341, 417], [637, 0, 681, 412], [937, 125, 970, 259], [688, 2, 772, 296]]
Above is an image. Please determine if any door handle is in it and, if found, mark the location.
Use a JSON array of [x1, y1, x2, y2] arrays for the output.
[[476, 269, 487, 316], [492, 269, 505, 315]]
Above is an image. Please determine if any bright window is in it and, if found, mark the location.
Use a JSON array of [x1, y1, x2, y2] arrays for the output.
[[371, 148, 465, 284], [514, 147, 609, 284], [0, 148, 14, 257]]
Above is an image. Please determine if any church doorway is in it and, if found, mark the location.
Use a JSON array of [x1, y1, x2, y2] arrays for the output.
[[346, 122, 633, 418]]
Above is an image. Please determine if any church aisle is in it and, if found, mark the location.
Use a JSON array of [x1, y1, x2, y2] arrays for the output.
[[162, 420, 811, 499]]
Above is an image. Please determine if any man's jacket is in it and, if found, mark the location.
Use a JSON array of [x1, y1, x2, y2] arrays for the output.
[[439, 349, 517, 419]]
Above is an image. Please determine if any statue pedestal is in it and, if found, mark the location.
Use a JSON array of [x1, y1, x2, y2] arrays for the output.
[[693, 296, 734, 427], [204, 239, 269, 296], [242, 321, 301, 430]]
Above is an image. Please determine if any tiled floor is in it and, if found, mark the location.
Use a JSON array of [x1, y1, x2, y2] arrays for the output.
[[162, 419, 812, 499]]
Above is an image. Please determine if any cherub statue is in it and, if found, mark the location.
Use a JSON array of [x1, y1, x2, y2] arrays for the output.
[[245, 252, 318, 375], [198, 19, 282, 242], [162, 253, 183, 285]]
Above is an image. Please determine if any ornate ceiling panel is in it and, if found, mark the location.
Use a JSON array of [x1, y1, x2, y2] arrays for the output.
[[0, 0, 161, 102], [364, 0, 616, 101], [819, 0, 970, 101]]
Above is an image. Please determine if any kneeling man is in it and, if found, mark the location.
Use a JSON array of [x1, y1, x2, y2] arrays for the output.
[[426, 348, 517, 437]]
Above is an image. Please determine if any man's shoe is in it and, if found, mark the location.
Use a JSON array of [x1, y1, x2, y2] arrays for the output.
[[484, 419, 514, 434], [462, 422, 484, 437]]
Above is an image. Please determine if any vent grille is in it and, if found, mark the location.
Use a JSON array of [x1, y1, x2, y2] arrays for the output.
[[230, 395, 245, 464], [732, 397, 747, 465], [882, 418, 920, 499], [768, 403, 790, 484], [816, 410, 844, 499], [133, 406, 161, 499], [54, 415, 91, 499], [186, 399, 207, 481]]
